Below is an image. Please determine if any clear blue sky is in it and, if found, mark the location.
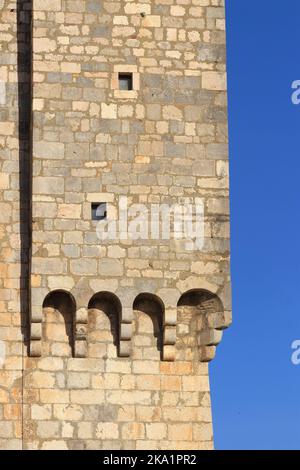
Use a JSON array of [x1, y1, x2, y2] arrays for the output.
[[210, 0, 300, 450]]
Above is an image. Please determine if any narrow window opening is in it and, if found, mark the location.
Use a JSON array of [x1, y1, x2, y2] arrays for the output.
[[91, 202, 107, 221], [118, 73, 133, 91]]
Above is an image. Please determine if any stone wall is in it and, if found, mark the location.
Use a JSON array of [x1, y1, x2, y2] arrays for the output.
[[0, 0, 232, 450]]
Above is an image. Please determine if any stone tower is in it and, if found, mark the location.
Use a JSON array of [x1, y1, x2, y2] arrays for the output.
[[0, 0, 231, 450]]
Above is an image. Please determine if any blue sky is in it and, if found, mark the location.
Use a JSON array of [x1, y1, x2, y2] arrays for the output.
[[210, 0, 300, 450]]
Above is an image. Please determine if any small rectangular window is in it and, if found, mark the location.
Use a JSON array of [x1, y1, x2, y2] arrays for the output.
[[118, 73, 133, 91], [91, 202, 107, 221]]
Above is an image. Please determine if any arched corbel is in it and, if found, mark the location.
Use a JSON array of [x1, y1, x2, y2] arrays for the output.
[[198, 284, 232, 362], [177, 287, 231, 363]]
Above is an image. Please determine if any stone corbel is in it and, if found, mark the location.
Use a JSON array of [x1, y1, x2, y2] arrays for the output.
[[117, 289, 138, 358], [74, 307, 88, 358], [119, 306, 133, 357], [198, 305, 231, 362], [158, 289, 181, 362], [198, 328, 223, 362], [162, 307, 177, 362], [29, 310, 42, 357], [29, 287, 49, 357]]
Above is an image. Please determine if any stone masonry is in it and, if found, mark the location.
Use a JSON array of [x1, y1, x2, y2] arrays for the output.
[[0, 0, 231, 450]]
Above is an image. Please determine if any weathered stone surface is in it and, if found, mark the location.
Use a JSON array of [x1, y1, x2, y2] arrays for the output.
[[99, 259, 123, 277], [33, 141, 64, 159], [33, 177, 64, 195], [35, 0, 61, 11], [70, 259, 97, 275], [202, 72, 227, 91]]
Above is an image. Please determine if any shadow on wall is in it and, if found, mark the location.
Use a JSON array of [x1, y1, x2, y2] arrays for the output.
[[17, 0, 33, 352], [133, 293, 164, 360], [88, 292, 121, 357], [42, 290, 76, 357]]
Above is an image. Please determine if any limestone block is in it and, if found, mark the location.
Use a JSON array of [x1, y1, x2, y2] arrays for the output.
[[0, 122, 14, 135], [29, 341, 42, 358], [120, 323, 132, 341], [26, 371, 55, 389], [99, 259, 123, 277], [101, 103, 117, 119], [146, 423, 167, 440], [0, 173, 9, 189], [199, 346, 217, 363], [41, 441, 68, 450], [164, 326, 176, 345], [70, 259, 97, 275], [202, 72, 227, 91], [96, 423, 119, 440], [206, 143, 228, 160], [31, 405, 52, 421], [30, 323, 42, 340], [170, 6, 185, 16], [48, 276, 75, 291], [35, 0, 61, 11], [74, 341, 88, 358], [37, 421, 60, 439], [33, 177, 64, 195], [199, 329, 223, 347], [162, 105, 183, 121], [119, 340, 131, 358], [168, 424, 192, 441], [182, 376, 210, 392], [67, 372, 90, 389], [121, 423, 145, 440], [142, 16, 161, 28], [33, 141, 64, 159], [70, 390, 105, 405], [57, 204, 82, 219], [32, 258, 66, 275], [124, 3, 151, 15], [89, 278, 119, 293], [75, 308, 88, 324]]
